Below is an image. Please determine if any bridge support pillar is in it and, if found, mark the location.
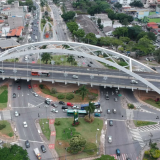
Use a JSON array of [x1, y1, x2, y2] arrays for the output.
[[132, 87, 134, 91], [27, 78, 30, 82], [118, 86, 119, 90], [39, 79, 42, 83], [65, 81, 67, 85], [14, 77, 17, 81], [91, 83, 93, 87], [104, 86, 106, 88], [78, 82, 80, 86], [52, 80, 54, 84], [2, 77, 5, 80]]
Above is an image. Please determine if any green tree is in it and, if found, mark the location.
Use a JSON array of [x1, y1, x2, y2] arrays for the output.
[[95, 154, 116, 160], [119, 37, 130, 43], [41, 18, 46, 24], [84, 33, 98, 45], [97, 18, 101, 26], [45, 11, 48, 16], [0, 144, 29, 160], [136, 31, 147, 41], [114, 2, 122, 9], [111, 38, 123, 51], [40, 0, 45, 7], [113, 27, 128, 38], [118, 47, 124, 53], [69, 135, 86, 154], [67, 55, 75, 65], [122, 18, 129, 26], [67, 22, 78, 33], [77, 85, 88, 100], [127, 25, 142, 40], [147, 32, 157, 41], [130, 1, 143, 7], [85, 102, 95, 119], [154, 48, 160, 63], [41, 53, 52, 64], [61, 11, 75, 21], [151, 150, 160, 158], [73, 29, 85, 41]]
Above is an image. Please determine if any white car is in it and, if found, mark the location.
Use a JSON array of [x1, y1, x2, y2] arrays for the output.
[[131, 80, 138, 84], [73, 105, 79, 109], [72, 75, 78, 79], [63, 109, 68, 112], [108, 136, 112, 143], [23, 121, 28, 128], [34, 93, 38, 97], [94, 109, 101, 113], [15, 111, 19, 117], [46, 98, 52, 102], [51, 108, 58, 113]]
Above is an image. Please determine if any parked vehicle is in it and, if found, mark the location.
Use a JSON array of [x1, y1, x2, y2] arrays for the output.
[[59, 101, 65, 105], [15, 111, 19, 117], [107, 109, 111, 114], [62, 106, 68, 109], [41, 145, 46, 153], [108, 136, 112, 143], [67, 102, 73, 107], [116, 149, 120, 156], [112, 109, 116, 114], [94, 113, 101, 117], [72, 105, 79, 109], [109, 120, 113, 126], [13, 93, 16, 98], [51, 108, 58, 113], [33, 148, 41, 159]]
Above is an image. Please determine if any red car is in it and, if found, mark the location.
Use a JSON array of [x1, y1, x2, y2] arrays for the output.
[[28, 85, 32, 89], [17, 86, 21, 90]]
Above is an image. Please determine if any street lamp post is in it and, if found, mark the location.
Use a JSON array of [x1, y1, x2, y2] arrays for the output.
[[64, 73, 68, 85], [103, 76, 107, 88], [90, 75, 94, 87], [51, 60, 55, 83]]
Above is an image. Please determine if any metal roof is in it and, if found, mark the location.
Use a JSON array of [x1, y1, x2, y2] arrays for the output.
[[0, 39, 20, 49]]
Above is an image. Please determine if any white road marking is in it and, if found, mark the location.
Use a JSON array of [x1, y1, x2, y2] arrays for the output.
[[22, 95, 23, 96], [18, 94, 19, 97]]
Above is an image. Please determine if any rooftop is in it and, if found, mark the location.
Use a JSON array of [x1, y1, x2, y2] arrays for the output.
[[7, 26, 24, 37], [95, 14, 111, 21], [0, 39, 20, 49]]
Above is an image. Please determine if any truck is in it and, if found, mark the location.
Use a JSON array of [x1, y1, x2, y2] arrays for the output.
[[34, 148, 41, 159]]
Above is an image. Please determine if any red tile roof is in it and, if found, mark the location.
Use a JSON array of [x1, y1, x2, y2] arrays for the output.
[[7, 26, 24, 37], [3, 7, 10, 11], [0, 20, 4, 23], [147, 22, 158, 29]]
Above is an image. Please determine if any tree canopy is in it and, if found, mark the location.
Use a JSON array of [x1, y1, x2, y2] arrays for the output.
[[114, 2, 122, 9], [77, 85, 88, 100], [85, 102, 96, 119], [130, 1, 143, 7], [84, 33, 98, 45], [73, 29, 85, 41], [41, 52, 52, 64], [61, 11, 75, 21], [0, 144, 29, 160], [67, 22, 78, 33]]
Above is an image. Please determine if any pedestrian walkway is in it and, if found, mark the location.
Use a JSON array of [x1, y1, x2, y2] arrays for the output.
[[138, 124, 160, 132], [133, 102, 141, 109], [1, 110, 11, 120], [130, 128, 145, 148], [126, 109, 134, 120], [110, 153, 138, 160]]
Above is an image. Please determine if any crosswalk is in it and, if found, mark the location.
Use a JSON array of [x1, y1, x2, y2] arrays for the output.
[[110, 154, 138, 160], [133, 102, 141, 109], [126, 109, 134, 120], [0, 110, 11, 120], [130, 128, 145, 148], [138, 124, 160, 132]]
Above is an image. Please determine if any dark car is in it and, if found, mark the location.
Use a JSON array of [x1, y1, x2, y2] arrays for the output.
[[116, 149, 120, 156], [25, 140, 30, 148], [90, 61, 93, 64], [17, 86, 21, 90], [62, 106, 68, 109], [59, 101, 65, 105], [45, 100, 50, 105], [41, 145, 46, 153], [109, 120, 113, 126], [151, 67, 156, 71], [88, 64, 91, 67], [0, 70, 4, 73], [13, 93, 16, 98], [126, 158, 131, 160], [51, 103, 58, 108]]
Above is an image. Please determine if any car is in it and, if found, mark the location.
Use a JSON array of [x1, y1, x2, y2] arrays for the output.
[[0, 70, 4, 73], [0, 140, 3, 144], [28, 85, 32, 89], [62, 106, 68, 109], [17, 86, 21, 90], [32, 58, 35, 61], [116, 149, 120, 156], [72, 75, 78, 79], [63, 109, 68, 112], [126, 158, 131, 160], [88, 64, 91, 67], [113, 109, 116, 114], [23, 121, 28, 127], [94, 109, 101, 113], [78, 56, 81, 58], [107, 109, 111, 114], [13, 93, 16, 98], [51, 108, 58, 113], [67, 102, 73, 107], [73, 105, 79, 109], [145, 57, 149, 61], [59, 101, 65, 105], [114, 98, 118, 102], [115, 89, 119, 94], [109, 120, 113, 126], [41, 145, 46, 153], [81, 56, 84, 58], [15, 111, 19, 117], [33, 92, 38, 97], [51, 103, 58, 108], [94, 113, 101, 117], [25, 140, 30, 148], [131, 80, 138, 84], [108, 136, 112, 143], [45, 100, 50, 105], [37, 21, 39, 24], [151, 67, 156, 71], [46, 98, 52, 102], [105, 94, 109, 100], [90, 61, 93, 64]]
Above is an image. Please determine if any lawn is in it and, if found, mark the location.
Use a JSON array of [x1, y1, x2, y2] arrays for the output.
[[0, 120, 14, 137], [149, 18, 160, 23], [144, 98, 160, 109], [37, 55, 77, 66], [134, 120, 157, 127], [149, 12, 156, 15], [39, 85, 98, 102], [39, 119, 51, 140], [0, 85, 8, 109], [54, 118, 103, 160]]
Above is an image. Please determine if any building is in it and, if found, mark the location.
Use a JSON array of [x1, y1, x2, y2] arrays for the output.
[[8, 16, 24, 29], [117, 0, 134, 5], [147, 22, 158, 29], [1, 25, 10, 37], [7, 26, 24, 37], [0, 39, 20, 50]]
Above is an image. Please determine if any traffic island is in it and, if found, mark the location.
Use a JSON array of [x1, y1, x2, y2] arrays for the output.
[[0, 85, 8, 110]]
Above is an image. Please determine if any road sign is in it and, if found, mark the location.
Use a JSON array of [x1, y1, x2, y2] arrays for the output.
[[49, 119, 55, 124], [118, 94, 122, 96], [48, 144, 55, 149], [51, 131, 56, 136]]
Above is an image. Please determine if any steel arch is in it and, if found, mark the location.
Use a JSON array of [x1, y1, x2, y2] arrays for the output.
[[42, 21, 54, 40], [0, 47, 160, 94]]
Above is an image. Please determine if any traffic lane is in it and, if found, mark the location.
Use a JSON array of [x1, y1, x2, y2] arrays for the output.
[[141, 130, 160, 142], [106, 120, 139, 158]]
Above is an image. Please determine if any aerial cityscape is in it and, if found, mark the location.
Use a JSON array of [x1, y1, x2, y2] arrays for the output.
[[0, 0, 160, 159]]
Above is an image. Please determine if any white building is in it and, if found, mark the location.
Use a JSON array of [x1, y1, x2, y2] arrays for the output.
[[1, 25, 10, 37], [118, 0, 134, 5]]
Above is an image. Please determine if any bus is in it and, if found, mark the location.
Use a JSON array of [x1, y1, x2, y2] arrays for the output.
[[31, 69, 50, 77], [81, 102, 100, 110], [67, 109, 87, 117]]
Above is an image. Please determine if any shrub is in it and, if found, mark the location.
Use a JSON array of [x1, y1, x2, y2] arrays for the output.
[[144, 150, 150, 155], [66, 94, 74, 100], [55, 121, 61, 125], [84, 142, 97, 155], [8, 132, 13, 137], [128, 103, 135, 109], [39, 84, 44, 89], [88, 94, 96, 100], [0, 124, 6, 130], [84, 115, 94, 123], [57, 94, 65, 99], [51, 88, 57, 94]]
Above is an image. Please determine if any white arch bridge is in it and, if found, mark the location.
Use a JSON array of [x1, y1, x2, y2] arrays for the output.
[[0, 41, 159, 94]]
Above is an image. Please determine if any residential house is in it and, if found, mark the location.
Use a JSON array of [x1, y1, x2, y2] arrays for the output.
[[147, 22, 158, 29]]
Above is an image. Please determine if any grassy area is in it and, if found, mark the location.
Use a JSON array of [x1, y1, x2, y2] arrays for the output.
[[4, 59, 19, 62], [144, 98, 160, 109], [41, 22, 45, 31], [149, 18, 160, 23], [39, 119, 51, 140], [149, 12, 156, 15], [0, 121, 14, 137], [38, 55, 77, 66], [40, 85, 98, 102], [46, 5, 51, 12], [0, 85, 8, 109], [55, 118, 103, 160], [134, 120, 157, 127]]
